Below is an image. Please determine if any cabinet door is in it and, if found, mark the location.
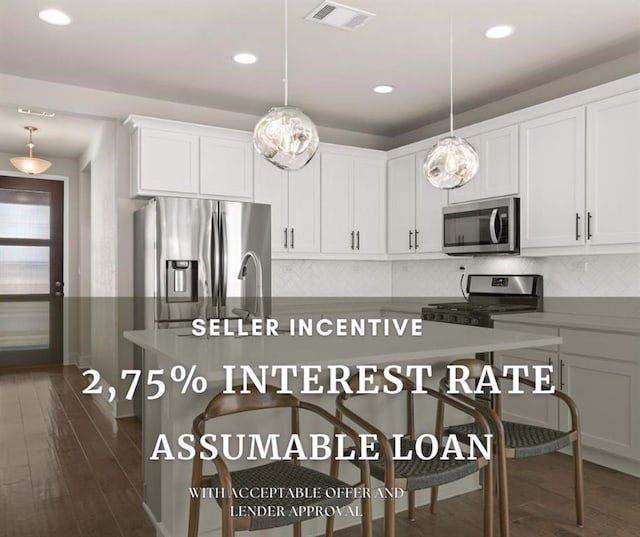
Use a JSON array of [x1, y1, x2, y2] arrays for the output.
[[200, 136, 253, 199], [520, 108, 586, 248], [288, 156, 321, 253], [483, 125, 519, 199], [415, 150, 448, 253], [321, 153, 354, 253], [254, 156, 288, 254], [138, 128, 199, 194], [387, 155, 416, 254], [494, 349, 559, 430], [586, 90, 640, 245], [448, 134, 483, 204], [559, 353, 640, 460], [353, 158, 386, 254]]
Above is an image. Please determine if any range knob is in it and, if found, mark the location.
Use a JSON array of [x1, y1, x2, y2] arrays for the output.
[[470, 318, 479, 326], [461, 317, 470, 325], [446, 314, 457, 323], [425, 313, 435, 321], [435, 314, 443, 321]]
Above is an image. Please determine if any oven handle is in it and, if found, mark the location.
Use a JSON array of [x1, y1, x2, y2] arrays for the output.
[[490, 208, 500, 244]]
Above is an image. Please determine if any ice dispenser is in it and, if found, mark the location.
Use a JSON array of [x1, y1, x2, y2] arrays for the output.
[[166, 260, 197, 302]]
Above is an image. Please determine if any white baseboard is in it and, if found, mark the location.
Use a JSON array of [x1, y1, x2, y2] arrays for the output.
[[582, 447, 640, 477], [142, 502, 171, 537]]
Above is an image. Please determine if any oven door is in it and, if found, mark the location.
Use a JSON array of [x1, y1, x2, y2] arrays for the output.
[[443, 197, 519, 255]]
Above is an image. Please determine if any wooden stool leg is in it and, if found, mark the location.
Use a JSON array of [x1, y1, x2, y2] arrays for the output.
[[483, 460, 494, 537], [430, 486, 439, 514], [294, 522, 302, 537], [498, 454, 510, 537], [384, 495, 395, 537], [408, 491, 415, 520], [326, 514, 335, 537], [573, 437, 585, 528], [362, 495, 373, 537]]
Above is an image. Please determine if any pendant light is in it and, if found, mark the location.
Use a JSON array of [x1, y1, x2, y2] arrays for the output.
[[253, 0, 319, 171], [10, 126, 52, 175], [423, 18, 479, 189]]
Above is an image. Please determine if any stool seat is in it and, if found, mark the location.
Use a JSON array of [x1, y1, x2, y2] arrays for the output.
[[347, 439, 482, 491], [446, 421, 572, 459], [209, 461, 355, 531]]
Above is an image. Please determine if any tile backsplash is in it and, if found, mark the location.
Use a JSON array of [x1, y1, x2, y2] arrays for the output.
[[273, 255, 640, 298], [392, 254, 640, 297]]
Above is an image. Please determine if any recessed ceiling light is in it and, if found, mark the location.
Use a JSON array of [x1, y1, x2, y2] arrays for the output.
[[38, 8, 72, 26], [485, 24, 515, 39], [233, 53, 258, 65], [373, 85, 394, 94]]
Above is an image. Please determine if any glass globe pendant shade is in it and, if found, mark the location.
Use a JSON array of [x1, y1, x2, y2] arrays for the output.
[[253, 106, 319, 171], [423, 136, 479, 189]]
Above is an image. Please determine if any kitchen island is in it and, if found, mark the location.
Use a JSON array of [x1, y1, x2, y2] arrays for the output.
[[124, 322, 561, 537]]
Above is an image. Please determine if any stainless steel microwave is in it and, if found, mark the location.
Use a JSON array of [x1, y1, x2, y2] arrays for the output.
[[443, 196, 520, 255]]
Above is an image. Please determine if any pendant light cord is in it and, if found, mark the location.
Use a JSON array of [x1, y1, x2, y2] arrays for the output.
[[449, 15, 454, 136], [284, 0, 289, 106]]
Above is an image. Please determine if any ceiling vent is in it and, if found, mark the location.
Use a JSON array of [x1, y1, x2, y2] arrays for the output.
[[305, 2, 375, 31]]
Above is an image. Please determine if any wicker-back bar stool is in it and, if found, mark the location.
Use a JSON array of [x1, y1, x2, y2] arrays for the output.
[[188, 384, 372, 537]]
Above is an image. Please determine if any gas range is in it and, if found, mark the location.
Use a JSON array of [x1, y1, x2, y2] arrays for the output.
[[422, 274, 543, 328]]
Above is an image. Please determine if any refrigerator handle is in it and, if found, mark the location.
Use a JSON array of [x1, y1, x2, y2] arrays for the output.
[[219, 211, 228, 310], [212, 210, 221, 311]]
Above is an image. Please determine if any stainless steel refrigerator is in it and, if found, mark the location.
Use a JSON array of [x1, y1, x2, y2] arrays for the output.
[[133, 196, 271, 330]]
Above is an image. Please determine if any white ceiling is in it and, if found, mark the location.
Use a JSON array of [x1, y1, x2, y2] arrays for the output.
[[0, 0, 639, 143], [0, 106, 105, 159]]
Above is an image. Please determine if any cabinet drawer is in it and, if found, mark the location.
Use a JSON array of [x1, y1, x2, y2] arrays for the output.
[[560, 329, 640, 362], [493, 322, 559, 351]]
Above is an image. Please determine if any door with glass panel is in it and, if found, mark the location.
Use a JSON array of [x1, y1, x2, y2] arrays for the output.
[[0, 176, 63, 367]]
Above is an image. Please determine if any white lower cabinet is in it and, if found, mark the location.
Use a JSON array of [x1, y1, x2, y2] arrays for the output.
[[558, 352, 640, 460], [254, 155, 321, 255], [493, 348, 559, 430], [495, 321, 640, 475]]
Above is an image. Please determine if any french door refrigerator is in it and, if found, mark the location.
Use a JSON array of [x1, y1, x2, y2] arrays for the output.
[[133, 196, 271, 330]]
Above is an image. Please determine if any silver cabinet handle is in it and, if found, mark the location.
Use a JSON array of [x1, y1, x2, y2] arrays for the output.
[[284, 227, 288, 249], [409, 230, 413, 249], [414, 229, 419, 249], [356, 231, 360, 250], [575, 213, 581, 241], [350, 230, 355, 250], [560, 359, 565, 390], [587, 212, 593, 240], [290, 228, 295, 249]]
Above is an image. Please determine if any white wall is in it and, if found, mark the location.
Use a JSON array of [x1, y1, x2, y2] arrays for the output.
[[392, 255, 640, 298]]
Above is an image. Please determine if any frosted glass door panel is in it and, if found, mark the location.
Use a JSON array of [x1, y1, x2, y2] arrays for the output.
[[0, 188, 50, 239], [0, 246, 50, 294], [0, 301, 49, 350]]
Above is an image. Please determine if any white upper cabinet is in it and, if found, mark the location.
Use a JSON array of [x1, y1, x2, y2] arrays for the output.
[[449, 125, 518, 204], [135, 128, 200, 195], [388, 148, 447, 255], [520, 107, 586, 248], [321, 151, 386, 255], [353, 158, 386, 254], [200, 135, 253, 199], [253, 156, 287, 254], [126, 116, 254, 200], [321, 154, 354, 253], [287, 157, 321, 253], [415, 150, 448, 253], [254, 154, 321, 255], [387, 154, 416, 254], [586, 90, 640, 245]]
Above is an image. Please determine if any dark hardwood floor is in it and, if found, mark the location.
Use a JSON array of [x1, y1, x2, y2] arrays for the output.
[[1, 365, 639, 537]]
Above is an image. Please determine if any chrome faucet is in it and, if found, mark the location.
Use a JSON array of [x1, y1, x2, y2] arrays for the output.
[[235, 251, 264, 320]]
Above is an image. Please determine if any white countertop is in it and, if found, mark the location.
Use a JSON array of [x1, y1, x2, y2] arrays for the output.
[[124, 322, 562, 381], [492, 312, 640, 335]]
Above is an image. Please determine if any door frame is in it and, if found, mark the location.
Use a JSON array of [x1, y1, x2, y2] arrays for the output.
[[0, 169, 71, 363]]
